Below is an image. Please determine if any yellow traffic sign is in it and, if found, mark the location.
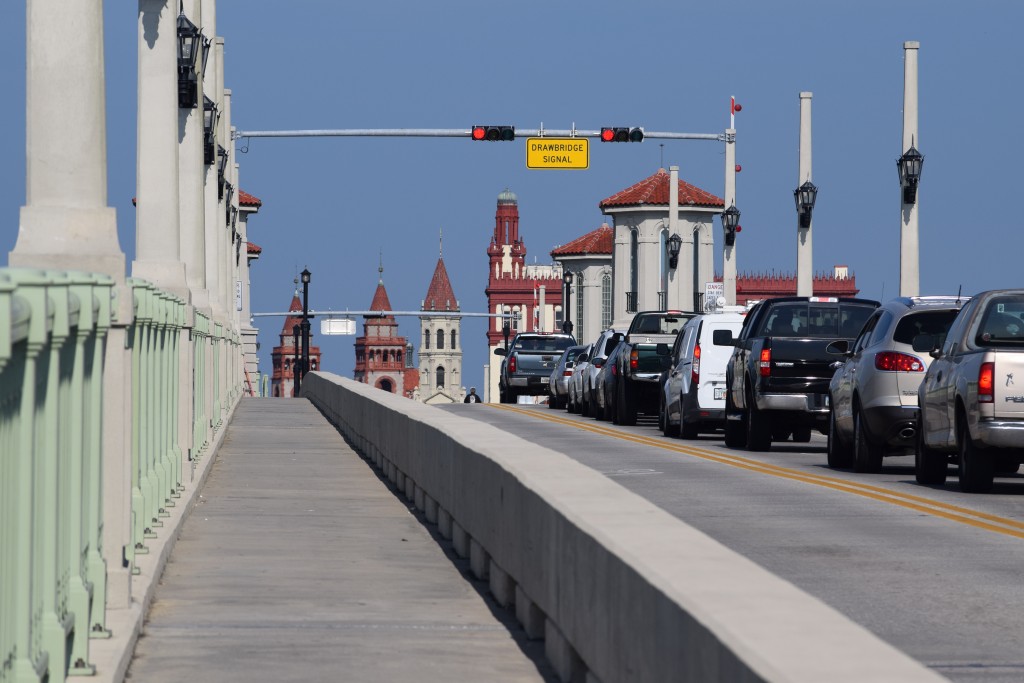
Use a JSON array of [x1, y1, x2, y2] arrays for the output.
[[526, 138, 589, 170]]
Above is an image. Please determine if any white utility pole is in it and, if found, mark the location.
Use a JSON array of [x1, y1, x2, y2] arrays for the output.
[[900, 41, 921, 297], [723, 130, 737, 306], [797, 92, 813, 297]]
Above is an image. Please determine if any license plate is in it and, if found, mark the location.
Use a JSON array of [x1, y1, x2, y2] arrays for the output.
[[541, 377, 549, 384], [714, 387, 725, 400]]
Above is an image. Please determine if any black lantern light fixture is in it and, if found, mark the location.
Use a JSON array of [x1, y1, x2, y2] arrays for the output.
[[176, 5, 202, 109], [666, 233, 683, 269], [721, 204, 741, 247], [794, 180, 818, 229], [203, 97, 219, 165], [897, 145, 924, 205], [217, 145, 229, 197]]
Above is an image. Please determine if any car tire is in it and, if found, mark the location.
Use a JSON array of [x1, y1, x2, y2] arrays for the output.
[[745, 388, 772, 452], [958, 417, 994, 493], [853, 408, 883, 474], [661, 395, 680, 438], [680, 417, 699, 440], [723, 390, 746, 448], [580, 386, 591, 417], [792, 426, 812, 443], [827, 407, 854, 469], [618, 379, 638, 426], [592, 390, 604, 421], [915, 417, 947, 485]]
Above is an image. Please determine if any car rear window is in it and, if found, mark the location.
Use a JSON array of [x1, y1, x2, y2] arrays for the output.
[[760, 303, 875, 337], [892, 309, 961, 345], [976, 296, 1024, 347], [514, 336, 577, 352]]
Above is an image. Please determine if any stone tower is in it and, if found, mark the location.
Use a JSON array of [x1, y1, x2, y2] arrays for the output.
[[417, 247, 464, 403], [354, 265, 418, 397]]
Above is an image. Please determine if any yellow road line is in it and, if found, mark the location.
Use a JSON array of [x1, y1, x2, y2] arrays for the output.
[[492, 404, 1024, 540]]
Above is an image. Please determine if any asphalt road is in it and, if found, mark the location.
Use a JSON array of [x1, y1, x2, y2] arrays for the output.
[[441, 402, 1024, 683]]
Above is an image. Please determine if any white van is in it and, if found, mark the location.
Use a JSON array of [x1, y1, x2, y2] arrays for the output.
[[660, 311, 746, 438]]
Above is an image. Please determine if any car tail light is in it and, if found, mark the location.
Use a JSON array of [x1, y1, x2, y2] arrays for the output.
[[563, 369, 573, 377], [759, 348, 771, 377], [979, 362, 994, 403], [630, 348, 639, 370], [508, 354, 517, 374], [874, 351, 924, 372], [692, 344, 701, 385], [612, 364, 617, 376]]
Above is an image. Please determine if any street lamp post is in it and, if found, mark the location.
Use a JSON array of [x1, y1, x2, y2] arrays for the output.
[[562, 271, 574, 337], [292, 324, 301, 397], [502, 306, 511, 352], [300, 268, 311, 383]]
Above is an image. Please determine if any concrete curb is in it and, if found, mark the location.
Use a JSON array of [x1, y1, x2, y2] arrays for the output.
[[304, 372, 948, 683]]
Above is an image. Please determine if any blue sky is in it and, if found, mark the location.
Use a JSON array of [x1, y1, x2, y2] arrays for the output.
[[3, 1, 1023, 390]]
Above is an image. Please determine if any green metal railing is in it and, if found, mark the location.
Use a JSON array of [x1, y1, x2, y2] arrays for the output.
[[1, 269, 244, 683], [1, 269, 113, 682]]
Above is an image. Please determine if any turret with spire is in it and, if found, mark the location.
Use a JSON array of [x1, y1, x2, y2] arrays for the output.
[[416, 230, 464, 403]]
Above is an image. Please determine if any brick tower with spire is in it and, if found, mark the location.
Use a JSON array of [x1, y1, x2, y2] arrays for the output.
[[354, 261, 419, 397], [484, 189, 563, 402], [416, 233, 464, 403], [270, 281, 322, 397]]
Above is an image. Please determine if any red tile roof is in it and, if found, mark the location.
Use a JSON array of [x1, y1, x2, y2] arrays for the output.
[[551, 224, 614, 257], [423, 258, 458, 311], [279, 294, 304, 334], [599, 168, 723, 209], [370, 282, 393, 311], [238, 189, 262, 207], [246, 241, 262, 255]]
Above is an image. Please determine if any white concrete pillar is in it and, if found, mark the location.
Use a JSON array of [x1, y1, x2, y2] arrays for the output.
[[671, 166, 693, 311], [900, 41, 921, 297], [11, 0, 126, 281], [723, 130, 737, 306], [132, 0, 190, 301], [180, 0, 210, 311], [538, 285, 546, 332], [797, 92, 813, 297], [204, 39, 226, 321], [612, 225, 629, 324]]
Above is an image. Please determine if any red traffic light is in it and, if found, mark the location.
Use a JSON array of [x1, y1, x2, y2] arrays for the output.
[[471, 125, 514, 141], [600, 127, 643, 142]]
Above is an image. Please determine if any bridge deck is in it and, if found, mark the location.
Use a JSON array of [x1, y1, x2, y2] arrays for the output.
[[126, 398, 552, 682]]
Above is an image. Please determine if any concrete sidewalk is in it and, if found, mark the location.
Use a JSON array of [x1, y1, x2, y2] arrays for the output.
[[125, 398, 553, 682]]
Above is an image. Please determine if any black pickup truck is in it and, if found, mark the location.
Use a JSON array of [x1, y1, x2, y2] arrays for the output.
[[495, 332, 577, 403], [715, 297, 879, 451], [613, 310, 695, 425]]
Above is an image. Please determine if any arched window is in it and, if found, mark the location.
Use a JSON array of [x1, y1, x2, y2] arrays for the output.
[[451, 329, 457, 349], [379, 378, 393, 393], [576, 274, 585, 335], [601, 273, 612, 329], [659, 229, 669, 290], [424, 329, 430, 349], [630, 229, 639, 296], [435, 365, 445, 388], [437, 329, 445, 349]]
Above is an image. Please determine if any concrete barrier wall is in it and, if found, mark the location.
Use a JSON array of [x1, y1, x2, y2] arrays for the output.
[[304, 372, 946, 683]]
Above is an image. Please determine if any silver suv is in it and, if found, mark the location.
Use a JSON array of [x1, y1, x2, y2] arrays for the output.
[[826, 296, 967, 472], [917, 289, 1024, 492]]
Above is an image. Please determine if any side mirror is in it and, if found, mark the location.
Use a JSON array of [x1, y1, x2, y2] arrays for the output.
[[712, 329, 734, 346], [494, 348, 506, 357], [576, 353, 588, 363], [655, 343, 671, 356], [929, 348, 943, 359], [825, 340, 850, 356]]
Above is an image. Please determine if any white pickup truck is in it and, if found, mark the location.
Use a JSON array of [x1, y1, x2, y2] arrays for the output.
[[917, 289, 1024, 492]]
